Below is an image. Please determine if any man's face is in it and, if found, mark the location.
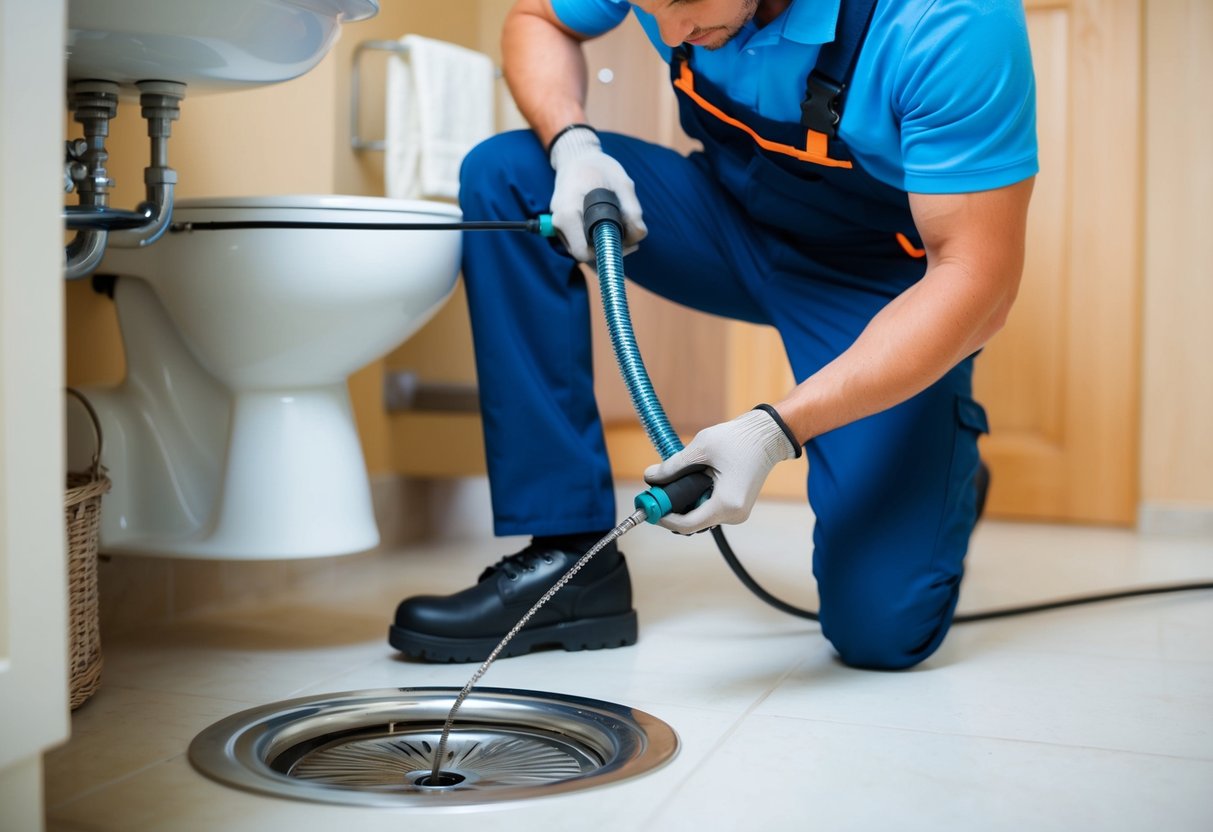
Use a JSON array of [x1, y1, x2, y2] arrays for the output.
[[633, 0, 761, 50]]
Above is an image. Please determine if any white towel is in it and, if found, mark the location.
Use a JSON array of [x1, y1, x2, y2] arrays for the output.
[[385, 35, 495, 201]]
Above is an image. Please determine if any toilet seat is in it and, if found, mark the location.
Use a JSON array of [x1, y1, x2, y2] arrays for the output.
[[171, 194, 463, 222]]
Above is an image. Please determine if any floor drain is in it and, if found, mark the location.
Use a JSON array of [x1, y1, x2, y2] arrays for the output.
[[415, 771, 466, 788], [188, 687, 679, 807]]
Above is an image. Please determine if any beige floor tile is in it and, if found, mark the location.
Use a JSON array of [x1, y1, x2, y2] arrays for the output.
[[99, 612, 387, 703], [645, 714, 1213, 832], [757, 638, 1213, 759], [44, 685, 252, 809]]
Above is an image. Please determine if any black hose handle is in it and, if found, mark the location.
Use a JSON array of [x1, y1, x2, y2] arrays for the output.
[[659, 468, 715, 516], [582, 188, 623, 243]]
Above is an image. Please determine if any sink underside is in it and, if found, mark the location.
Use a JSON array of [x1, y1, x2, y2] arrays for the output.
[[66, 0, 379, 96]]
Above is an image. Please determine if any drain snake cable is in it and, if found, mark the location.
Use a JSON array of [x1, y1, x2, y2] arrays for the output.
[[168, 199, 1213, 780]]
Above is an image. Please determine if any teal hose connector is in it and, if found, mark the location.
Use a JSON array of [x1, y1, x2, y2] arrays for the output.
[[634, 468, 714, 524]]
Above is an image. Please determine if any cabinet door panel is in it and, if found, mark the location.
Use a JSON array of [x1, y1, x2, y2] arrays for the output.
[[975, 0, 1141, 524]]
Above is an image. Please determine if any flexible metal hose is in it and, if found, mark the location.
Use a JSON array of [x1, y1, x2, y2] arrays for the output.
[[591, 221, 684, 461]]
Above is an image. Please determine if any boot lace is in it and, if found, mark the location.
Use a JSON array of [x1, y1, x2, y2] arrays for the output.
[[480, 544, 556, 582]]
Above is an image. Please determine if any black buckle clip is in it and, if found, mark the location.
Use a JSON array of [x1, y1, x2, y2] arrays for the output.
[[800, 72, 845, 137]]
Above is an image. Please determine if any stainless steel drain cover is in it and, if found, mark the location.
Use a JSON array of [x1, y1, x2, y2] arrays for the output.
[[188, 687, 679, 807]]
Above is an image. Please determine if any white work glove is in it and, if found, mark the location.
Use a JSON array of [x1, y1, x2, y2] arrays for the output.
[[548, 125, 647, 262], [644, 407, 802, 535]]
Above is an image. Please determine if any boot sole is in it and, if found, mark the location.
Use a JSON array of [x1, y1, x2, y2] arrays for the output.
[[388, 610, 638, 663]]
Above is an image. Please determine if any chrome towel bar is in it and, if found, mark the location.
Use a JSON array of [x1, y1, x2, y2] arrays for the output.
[[349, 39, 501, 152]]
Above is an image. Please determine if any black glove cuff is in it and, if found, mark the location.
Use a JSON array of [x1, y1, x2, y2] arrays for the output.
[[753, 403, 803, 459], [546, 123, 599, 159]]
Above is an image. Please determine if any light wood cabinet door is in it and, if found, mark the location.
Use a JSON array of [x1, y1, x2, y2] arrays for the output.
[[584, 1, 1142, 525], [975, 0, 1141, 525]]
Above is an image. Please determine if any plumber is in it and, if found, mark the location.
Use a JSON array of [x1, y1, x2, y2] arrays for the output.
[[391, 0, 1037, 670]]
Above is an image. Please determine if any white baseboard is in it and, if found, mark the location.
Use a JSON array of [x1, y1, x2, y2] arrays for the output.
[[1137, 503, 1213, 537], [369, 473, 432, 548], [425, 477, 498, 541]]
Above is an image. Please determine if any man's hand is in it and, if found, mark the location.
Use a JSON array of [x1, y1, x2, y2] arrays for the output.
[[644, 408, 800, 534], [549, 126, 646, 261]]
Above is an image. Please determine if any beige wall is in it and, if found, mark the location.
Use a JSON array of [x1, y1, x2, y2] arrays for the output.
[[384, 0, 515, 477], [1140, 0, 1213, 515], [336, 2, 483, 473]]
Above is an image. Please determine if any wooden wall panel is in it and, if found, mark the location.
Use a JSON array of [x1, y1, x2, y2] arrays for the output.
[[978, 0, 1142, 524], [1140, 0, 1213, 512]]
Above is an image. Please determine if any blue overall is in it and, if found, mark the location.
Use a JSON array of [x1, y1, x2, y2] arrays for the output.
[[458, 12, 990, 670]]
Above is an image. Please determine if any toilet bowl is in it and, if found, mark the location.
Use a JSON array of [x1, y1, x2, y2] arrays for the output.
[[68, 195, 462, 558]]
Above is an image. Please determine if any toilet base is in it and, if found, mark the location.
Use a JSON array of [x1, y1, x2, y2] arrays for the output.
[[188, 386, 380, 558], [71, 383, 380, 559]]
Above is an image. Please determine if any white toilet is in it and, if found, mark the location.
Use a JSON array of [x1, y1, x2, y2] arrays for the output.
[[63, 0, 474, 558], [70, 196, 462, 558]]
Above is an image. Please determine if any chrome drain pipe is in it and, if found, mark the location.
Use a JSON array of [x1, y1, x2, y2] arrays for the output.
[[64, 80, 184, 277], [108, 81, 183, 249], [64, 81, 118, 279]]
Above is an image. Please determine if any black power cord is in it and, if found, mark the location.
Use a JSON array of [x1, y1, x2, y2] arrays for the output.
[[711, 526, 1213, 622], [167, 214, 1213, 624], [167, 219, 550, 234]]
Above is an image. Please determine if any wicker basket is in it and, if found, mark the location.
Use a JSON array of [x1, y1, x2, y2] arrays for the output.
[[64, 388, 111, 710]]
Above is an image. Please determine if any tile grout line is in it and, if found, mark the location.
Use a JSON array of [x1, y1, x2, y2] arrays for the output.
[[713, 708, 1213, 765], [636, 642, 1212, 830], [46, 753, 189, 815], [961, 644, 1213, 669], [279, 656, 390, 699], [637, 654, 810, 830], [45, 686, 273, 812], [93, 682, 265, 708]]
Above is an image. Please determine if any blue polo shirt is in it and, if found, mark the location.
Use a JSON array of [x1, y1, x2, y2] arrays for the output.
[[550, 0, 1038, 194]]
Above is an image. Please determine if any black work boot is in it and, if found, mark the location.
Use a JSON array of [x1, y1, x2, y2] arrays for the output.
[[389, 537, 636, 662]]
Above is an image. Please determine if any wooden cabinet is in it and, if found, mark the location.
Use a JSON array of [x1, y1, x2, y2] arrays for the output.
[[583, 1, 1142, 524]]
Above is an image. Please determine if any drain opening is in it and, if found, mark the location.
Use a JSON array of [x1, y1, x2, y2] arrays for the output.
[[416, 772, 466, 788], [189, 687, 679, 807], [275, 725, 602, 789]]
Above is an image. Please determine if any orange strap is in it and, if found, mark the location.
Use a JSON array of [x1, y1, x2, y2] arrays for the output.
[[673, 61, 853, 170], [895, 232, 926, 258]]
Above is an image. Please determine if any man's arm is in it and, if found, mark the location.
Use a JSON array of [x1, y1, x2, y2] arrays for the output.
[[502, 0, 647, 259], [774, 177, 1035, 442], [503, 0, 595, 147]]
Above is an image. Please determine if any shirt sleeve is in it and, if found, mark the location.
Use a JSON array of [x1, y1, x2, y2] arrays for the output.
[[550, 0, 633, 38], [895, 0, 1039, 194]]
